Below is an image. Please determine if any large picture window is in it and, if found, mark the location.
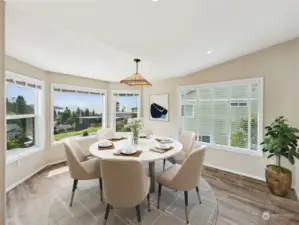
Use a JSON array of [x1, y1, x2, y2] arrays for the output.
[[179, 78, 263, 155], [52, 85, 106, 143], [112, 90, 141, 132], [5, 72, 43, 152]]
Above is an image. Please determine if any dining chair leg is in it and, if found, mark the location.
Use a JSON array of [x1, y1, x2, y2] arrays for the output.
[[195, 186, 202, 204], [69, 179, 78, 207], [157, 183, 162, 209], [99, 178, 103, 202], [103, 204, 111, 225], [135, 205, 142, 225], [147, 193, 150, 212], [163, 159, 166, 170], [184, 191, 189, 224]]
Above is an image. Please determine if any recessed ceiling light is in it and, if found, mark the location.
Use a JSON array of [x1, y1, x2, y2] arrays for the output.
[[152, 0, 159, 2], [206, 50, 213, 55]]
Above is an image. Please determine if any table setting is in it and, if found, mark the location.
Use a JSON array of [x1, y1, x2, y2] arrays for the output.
[[89, 118, 182, 192]]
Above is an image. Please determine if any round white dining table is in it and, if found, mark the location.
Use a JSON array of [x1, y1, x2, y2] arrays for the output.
[[89, 137, 183, 192]]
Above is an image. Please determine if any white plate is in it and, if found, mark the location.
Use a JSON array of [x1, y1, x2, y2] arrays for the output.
[[157, 145, 171, 150], [110, 135, 123, 140], [98, 142, 112, 147], [158, 137, 169, 141], [159, 139, 173, 144], [121, 148, 137, 155]]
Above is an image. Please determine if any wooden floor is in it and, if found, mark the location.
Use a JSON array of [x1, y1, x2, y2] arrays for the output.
[[202, 166, 299, 225], [6, 162, 299, 225]]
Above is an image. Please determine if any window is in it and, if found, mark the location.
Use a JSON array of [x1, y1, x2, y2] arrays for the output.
[[5, 72, 44, 152], [197, 135, 211, 143], [52, 84, 106, 143], [181, 102, 195, 118], [179, 78, 263, 155], [112, 90, 141, 132]]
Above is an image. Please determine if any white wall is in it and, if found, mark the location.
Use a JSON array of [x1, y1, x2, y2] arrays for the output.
[[295, 165, 299, 197], [0, 1, 6, 223], [143, 38, 299, 185]]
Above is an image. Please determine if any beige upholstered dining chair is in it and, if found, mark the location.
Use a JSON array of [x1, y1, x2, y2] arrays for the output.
[[64, 139, 103, 207], [97, 128, 114, 141], [157, 146, 206, 224], [100, 159, 151, 225], [163, 131, 196, 170], [140, 127, 154, 136]]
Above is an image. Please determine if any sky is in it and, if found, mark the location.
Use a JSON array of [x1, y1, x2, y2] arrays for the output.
[[6, 84, 138, 113], [54, 92, 104, 113], [116, 96, 137, 112], [6, 84, 35, 105]]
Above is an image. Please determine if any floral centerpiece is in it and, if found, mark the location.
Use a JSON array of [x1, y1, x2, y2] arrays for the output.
[[125, 118, 143, 144]]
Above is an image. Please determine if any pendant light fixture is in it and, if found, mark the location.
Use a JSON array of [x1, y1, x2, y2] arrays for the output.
[[120, 59, 152, 87]]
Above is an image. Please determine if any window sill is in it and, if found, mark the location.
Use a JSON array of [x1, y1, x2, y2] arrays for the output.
[[52, 134, 97, 146], [6, 146, 44, 165], [195, 142, 263, 157]]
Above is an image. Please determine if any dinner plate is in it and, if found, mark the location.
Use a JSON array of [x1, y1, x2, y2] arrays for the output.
[[159, 139, 173, 144], [98, 142, 112, 147], [158, 137, 169, 141], [110, 136, 123, 140], [157, 145, 171, 150], [121, 148, 137, 155]]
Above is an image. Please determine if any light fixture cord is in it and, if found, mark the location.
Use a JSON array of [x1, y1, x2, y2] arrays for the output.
[[136, 60, 139, 73]]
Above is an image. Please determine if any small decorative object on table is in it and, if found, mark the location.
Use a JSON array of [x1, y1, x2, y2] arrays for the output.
[[125, 118, 143, 144]]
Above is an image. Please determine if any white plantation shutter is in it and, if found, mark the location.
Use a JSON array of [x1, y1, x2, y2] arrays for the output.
[[179, 78, 263, 152]]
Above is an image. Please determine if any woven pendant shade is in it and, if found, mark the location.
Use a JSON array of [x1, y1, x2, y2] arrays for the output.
[[120, 59, 152, 87]]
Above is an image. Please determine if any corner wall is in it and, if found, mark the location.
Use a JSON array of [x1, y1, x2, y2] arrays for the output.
[[143, 38, 299, 184], [0, 1, 6, 223]]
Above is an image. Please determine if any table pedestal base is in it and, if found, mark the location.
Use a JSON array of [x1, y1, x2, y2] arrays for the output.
[[149, 162, 155, 193]]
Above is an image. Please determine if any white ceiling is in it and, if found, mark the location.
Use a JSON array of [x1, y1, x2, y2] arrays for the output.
[[5, 0, 299, 82]]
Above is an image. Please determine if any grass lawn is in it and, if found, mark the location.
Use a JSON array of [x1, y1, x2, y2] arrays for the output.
[[116, 120, 130, 132], [54, 127, 100, 141]]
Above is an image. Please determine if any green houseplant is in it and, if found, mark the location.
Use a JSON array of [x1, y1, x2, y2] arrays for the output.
[[261, 116, 299, 197]]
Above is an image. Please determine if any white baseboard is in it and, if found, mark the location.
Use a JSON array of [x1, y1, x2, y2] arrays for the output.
[[6, 159, 66, 192], [203, 163, 266, 182]]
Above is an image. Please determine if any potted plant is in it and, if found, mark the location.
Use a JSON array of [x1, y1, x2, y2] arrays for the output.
[[261, 116, 299, 197]]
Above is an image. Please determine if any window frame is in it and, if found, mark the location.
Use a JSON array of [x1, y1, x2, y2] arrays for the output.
[[5, 71, 45, 163], [51, 83, 107, 145], [181, 101, 195, 118], [178, 77, 264, 156], [111, 90, 141, 134]]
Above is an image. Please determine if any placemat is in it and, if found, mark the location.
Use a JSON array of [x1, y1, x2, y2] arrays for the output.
[[98, 143, 115, 151], [140, 136, 149, 139], [108, 137, 127, 142], [114, 150, 143, 157], [150, 146, 174, 153]]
